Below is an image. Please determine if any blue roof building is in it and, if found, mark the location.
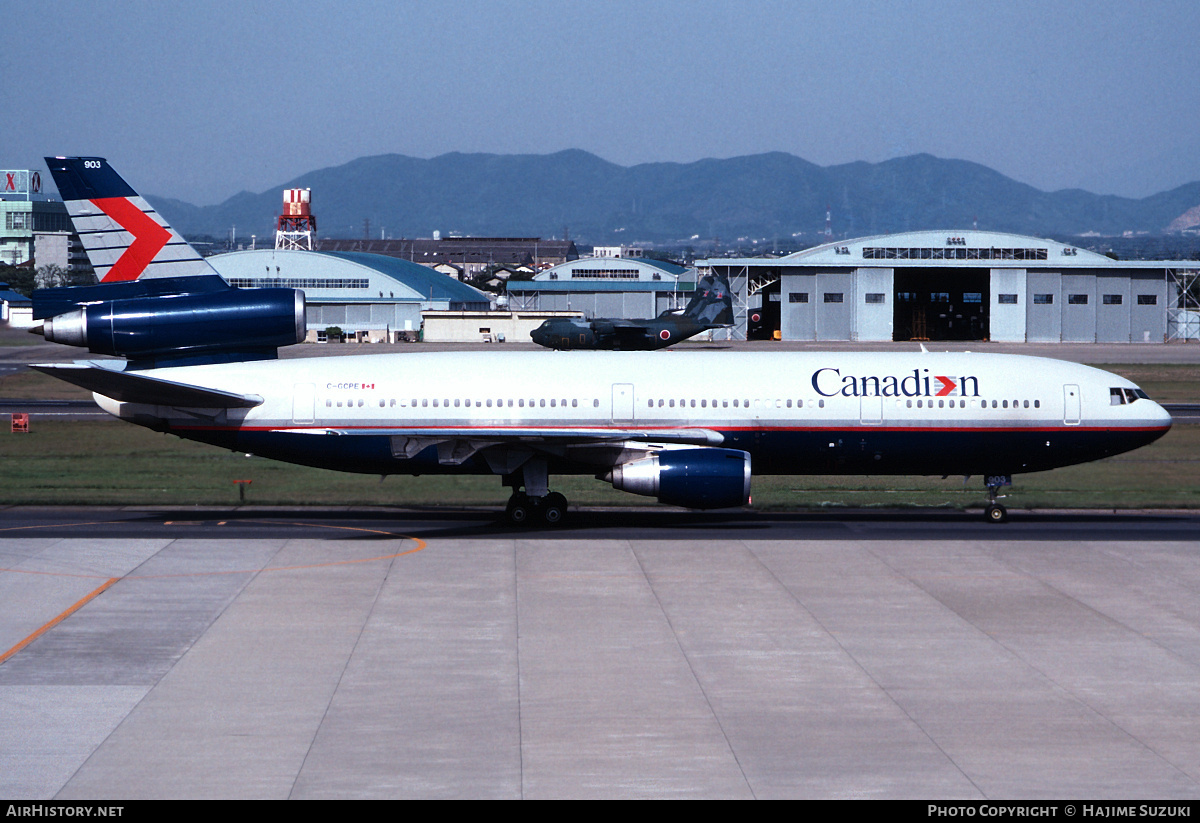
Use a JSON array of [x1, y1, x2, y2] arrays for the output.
[[209, 249, 490, 341]]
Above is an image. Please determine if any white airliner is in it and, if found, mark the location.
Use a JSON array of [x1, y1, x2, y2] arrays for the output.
[[31, 157, 1173, 524]]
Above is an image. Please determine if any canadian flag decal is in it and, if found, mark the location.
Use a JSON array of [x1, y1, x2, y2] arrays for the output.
[[91, 197, 171, 282], [935, 376, 959, 396]]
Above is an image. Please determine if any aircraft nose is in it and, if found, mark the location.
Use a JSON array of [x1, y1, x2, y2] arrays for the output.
[[1154, 401, 1174, 430]]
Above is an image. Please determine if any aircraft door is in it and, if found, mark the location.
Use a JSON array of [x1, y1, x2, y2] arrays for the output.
[[1063, 384, 1080, 425], [860, 395, 883, 425], [293, 383, 316, 424], [612, 383, 635, 421]]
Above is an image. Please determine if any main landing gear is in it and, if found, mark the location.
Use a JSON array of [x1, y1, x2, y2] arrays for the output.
[[984, 475, 1012, 524], [505, 491, 568, 526], [503, 457, 568, 526]]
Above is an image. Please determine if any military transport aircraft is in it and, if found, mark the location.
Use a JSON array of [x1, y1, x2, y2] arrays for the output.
[[529, 275, 733, 350], [30, 157, 1172, 525]]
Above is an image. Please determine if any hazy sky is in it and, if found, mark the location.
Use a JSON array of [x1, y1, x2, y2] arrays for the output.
[[7, 0, 1199, 205]]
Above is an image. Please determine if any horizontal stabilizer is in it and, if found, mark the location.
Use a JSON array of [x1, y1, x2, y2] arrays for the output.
[[31, 363, 263, 409]]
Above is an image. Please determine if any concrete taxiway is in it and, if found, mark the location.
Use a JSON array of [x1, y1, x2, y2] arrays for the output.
[[2, 507, 1200, 799]]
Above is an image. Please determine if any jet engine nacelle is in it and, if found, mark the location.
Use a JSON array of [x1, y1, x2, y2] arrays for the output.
[[607, 448, 751, 509], [39, 288, 306, 361]]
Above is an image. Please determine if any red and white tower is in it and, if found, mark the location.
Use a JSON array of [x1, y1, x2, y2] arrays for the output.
[[275, 188, 316, 250]]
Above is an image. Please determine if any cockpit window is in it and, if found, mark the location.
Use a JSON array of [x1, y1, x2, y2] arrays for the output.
[[1112, 387, 1149, 405]]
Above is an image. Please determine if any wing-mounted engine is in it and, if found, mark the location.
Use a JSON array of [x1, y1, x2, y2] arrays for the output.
[[32, 275, 306, 368], [606, 447, 751, 509]]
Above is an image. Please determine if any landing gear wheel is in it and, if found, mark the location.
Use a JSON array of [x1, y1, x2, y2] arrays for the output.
[[985, 504, 1008, 524], [506, 493, 532, 525], [541, 492, 568, 526]]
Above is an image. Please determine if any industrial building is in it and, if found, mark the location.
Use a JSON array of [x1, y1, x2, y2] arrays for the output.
[[700, 230, 1198, 343], [318, 237, 578, 276], [0, 169, 91, 276], [506, 256, 703, 320], [208, 248, 490, 342]]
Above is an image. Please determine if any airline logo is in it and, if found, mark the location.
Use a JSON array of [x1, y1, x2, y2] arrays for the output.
[[89, 197, 171, 282], [812, 367, 980, 398]]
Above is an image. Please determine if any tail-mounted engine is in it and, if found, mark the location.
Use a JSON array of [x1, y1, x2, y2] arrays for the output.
[[33, 275, 306, 367], [607, 448, 751, 509]]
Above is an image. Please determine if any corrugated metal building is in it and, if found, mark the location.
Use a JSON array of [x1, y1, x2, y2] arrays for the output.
[[506, 257, 699, 319], [701, 231, 1191, 343], [209, 249, 490, 341]]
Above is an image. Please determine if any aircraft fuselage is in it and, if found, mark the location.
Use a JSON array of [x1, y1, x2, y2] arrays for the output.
[[94, 350, 1171, 481]]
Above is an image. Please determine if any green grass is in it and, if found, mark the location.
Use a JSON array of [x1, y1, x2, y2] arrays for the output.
[[2, 420, 1197, 510]]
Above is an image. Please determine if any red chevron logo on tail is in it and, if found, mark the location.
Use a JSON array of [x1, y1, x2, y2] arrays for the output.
[[91, 197, 171, 282]]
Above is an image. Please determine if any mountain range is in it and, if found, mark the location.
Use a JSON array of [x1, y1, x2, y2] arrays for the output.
[[150, 150, 1200, 245]]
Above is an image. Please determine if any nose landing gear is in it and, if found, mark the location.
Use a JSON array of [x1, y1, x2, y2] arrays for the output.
[[984, 475, 1012, 524]]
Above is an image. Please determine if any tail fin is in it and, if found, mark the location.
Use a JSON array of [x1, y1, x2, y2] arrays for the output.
[[44, 156, 217, 283], [683, 275, 734, 327]]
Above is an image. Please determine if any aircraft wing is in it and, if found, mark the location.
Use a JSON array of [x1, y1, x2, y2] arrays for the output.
[[31, 363, 264, 409], [287, 426, 724, 445], [278, 425, 726, 467]]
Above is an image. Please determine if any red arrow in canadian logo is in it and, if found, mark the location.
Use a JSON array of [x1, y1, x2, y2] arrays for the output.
[[934, 376, 958, 396], [90, 197, 171, 282]]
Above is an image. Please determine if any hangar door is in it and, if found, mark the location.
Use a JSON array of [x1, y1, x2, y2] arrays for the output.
[[893, 268, 989, 341]]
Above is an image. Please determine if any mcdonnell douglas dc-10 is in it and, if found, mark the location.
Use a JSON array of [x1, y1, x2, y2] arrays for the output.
[[30, 157, 1172, 525]]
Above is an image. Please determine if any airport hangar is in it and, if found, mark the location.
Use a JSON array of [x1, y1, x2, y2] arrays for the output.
[[699, 230, 1195, 343], [207, 248, 491, 342], [504, 256, 734, 328]]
